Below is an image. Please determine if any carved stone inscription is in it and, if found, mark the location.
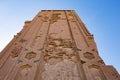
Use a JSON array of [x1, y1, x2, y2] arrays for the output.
[[42, 34, 80, 80]]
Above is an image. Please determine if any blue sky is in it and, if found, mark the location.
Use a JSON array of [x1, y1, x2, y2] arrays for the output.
[[0, 0, 120, 74]]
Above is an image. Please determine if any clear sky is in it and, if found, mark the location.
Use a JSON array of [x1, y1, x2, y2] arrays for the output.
[[0, 0, 120, 74]]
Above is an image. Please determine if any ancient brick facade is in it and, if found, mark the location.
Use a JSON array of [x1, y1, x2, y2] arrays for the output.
[[0, 10, 119, 80]]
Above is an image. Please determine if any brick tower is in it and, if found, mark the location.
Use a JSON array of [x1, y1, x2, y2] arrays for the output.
[[0, 10, 119, 80]]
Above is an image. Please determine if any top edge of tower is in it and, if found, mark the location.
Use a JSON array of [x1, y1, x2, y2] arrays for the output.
[[35, 10, 91, 35], [41, 10, 75, 12]]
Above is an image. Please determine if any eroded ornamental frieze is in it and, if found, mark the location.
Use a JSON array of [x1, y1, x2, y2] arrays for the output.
[[42, 34, 80, 80]]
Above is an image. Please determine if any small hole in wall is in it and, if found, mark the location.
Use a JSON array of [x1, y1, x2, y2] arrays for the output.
[[61, 30, 63, 32]]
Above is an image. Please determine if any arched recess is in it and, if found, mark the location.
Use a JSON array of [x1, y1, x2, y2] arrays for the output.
[[84, 52, 95, 60], [15, 64, 32, 80], [25, 51, 36, 60], [88, 64, 105, 80]]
